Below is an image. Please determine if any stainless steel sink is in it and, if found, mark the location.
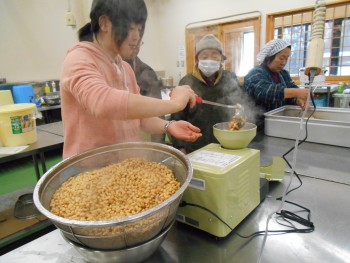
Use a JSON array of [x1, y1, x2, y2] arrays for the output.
[[264, 106, 350, 147]]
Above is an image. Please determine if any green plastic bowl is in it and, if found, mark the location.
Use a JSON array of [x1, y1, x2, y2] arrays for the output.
[[213, 122, 257, 149]]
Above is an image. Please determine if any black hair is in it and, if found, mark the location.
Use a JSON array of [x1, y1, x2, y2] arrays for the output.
[[261, 45, 292, 67], [78, 0, 147, 46]]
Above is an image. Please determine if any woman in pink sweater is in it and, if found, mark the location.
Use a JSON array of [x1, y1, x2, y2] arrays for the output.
[[60, 0, 202, 158]]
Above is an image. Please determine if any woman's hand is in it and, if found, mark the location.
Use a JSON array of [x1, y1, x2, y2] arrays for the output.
[[297, 98, 307, 111], [296, 88, 312, 111], [167, 120, 202, 142], [169, 85, 197, 110], [296, 88, 310, 101]]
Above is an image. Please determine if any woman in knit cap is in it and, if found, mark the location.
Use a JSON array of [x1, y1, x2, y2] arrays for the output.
[[244, 39, 309, 114], [171, 34, 254, 154]]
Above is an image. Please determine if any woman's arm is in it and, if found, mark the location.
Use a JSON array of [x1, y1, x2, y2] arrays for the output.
[[140, 117, 167, 134], [284, 88, 309, 101], [62, 48, 197, 121], [245, 68, 309, 103], [244, 68, 285, 104], [126, 85, 197, 119]]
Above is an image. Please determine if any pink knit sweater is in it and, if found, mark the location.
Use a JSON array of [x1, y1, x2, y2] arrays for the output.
[[60, 42, 142, 158]]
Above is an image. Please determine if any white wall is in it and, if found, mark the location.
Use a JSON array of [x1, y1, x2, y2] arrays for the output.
[[0, 0, 339, 84], [0, 0, 91, 83]]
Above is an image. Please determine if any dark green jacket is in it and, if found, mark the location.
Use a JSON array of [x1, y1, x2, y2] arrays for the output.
[[171, 67, 253, 153]]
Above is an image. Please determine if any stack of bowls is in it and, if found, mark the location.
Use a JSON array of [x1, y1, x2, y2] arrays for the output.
[[34, 142, 193, 262]]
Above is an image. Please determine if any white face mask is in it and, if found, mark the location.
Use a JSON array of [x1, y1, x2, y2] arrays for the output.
[[198, 60, 221, 77]]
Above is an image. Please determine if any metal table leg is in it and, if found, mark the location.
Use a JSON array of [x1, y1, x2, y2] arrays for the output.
[[40, 152, 47, 174], [32, 154, 41, 181], [326, 86, 330, 106]]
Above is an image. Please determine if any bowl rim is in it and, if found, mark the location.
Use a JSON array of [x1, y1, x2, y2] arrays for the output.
[[62, 220, 175, 252], [33, 142, 192, 228], [213, 122, 257, 132]]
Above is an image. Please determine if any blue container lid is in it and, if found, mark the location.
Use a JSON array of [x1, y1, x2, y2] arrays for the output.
[[12, 84, 35, 104]]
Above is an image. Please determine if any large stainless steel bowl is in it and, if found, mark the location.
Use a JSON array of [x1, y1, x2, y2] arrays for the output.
[[33, 142, 192, 250], [62, 221, 174, 263]]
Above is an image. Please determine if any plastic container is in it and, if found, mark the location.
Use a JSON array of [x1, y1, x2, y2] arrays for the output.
[[12, 84, 35, 104], [313, 94, 327, 107], [337, 82, 344, 94], [0, 90, 14, 106], [51, 81, 57, 92], [44, 82, 51, 94], [333, 93, 350, 108], [0, 103, 37, 146]]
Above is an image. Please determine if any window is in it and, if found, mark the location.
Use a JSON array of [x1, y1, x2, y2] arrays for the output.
[[240, 32, 255, 75], [185, 15, 261, 81], [266, 0, 350, 82]]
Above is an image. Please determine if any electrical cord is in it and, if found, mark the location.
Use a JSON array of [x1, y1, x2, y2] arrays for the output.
[[276, 210, 314, 228], [179, 201, 314, 240], [180, 85, 317, 262], [275, 197, 314, 229], [280, 92, 317, 196], [256, 82, 318, 263], [270, 89, 317, 236]]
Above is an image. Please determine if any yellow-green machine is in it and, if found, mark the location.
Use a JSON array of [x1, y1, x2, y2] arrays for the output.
[[176, 143, 260, 237], [175, 121, 268, 237], [176, 122, 286, 237]]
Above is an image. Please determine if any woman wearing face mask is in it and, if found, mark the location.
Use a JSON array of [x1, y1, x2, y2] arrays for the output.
[[171, 34, 251, 154]]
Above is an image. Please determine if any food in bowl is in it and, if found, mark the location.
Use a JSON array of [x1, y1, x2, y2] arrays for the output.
[[228, 115, 246, 130], [34, 142, 192, 249], [50, 158, 180, 222]]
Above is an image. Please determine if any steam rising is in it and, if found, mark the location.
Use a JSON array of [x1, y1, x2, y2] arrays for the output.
[[221, 77, 264, 127]]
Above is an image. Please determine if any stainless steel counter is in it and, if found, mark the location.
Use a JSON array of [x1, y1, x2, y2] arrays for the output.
[[1, 133, 350, 263], [249, 133, 350, 184]]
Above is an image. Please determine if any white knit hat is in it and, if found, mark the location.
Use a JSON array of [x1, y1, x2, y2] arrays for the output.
[[196, 34, 226, 59], [257, 39, 291, 64]]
